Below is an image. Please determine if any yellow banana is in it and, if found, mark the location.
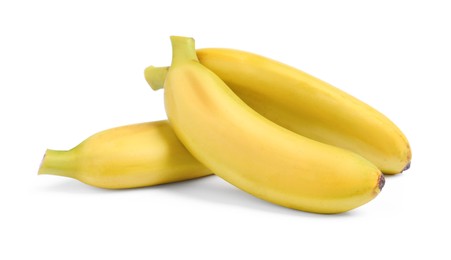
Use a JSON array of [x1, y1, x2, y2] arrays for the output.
[[159, 36, 384, 214], [38, 121, 211, 189], [145, 49, 411, 174]]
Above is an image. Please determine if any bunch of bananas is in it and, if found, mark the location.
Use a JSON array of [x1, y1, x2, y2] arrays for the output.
[[39, 36, 411, 214]]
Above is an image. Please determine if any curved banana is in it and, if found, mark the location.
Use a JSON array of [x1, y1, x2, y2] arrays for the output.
[[160, 36, 384, 214], [145, 49, 411, 174], [38, 121, 211, 189]]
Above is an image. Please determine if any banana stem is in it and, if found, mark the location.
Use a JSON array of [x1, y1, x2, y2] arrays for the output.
[[38, 149, 77, 178], [170, 36, 198, 66], [144, 66, 168, 90], [144, 37, 197, 90]]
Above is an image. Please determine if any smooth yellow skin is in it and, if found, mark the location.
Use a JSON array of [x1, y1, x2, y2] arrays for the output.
[[163, 36, 383, 214], [146, 49, 411, 174], [38, 121, 211, 189]]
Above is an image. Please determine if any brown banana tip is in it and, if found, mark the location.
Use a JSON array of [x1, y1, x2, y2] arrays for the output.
[[378, 174, 385, 191], [402, 162, 411, 172]]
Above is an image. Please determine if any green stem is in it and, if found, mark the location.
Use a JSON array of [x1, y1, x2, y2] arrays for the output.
[[38, 149, 78, 178], [170, 36, 198, 66], [144, 66, 168, 90]]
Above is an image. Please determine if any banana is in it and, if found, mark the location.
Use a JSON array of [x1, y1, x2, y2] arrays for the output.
[[158, 36, 384, 214], [145, 48, 411, 174], [38, 121, 211, 189]]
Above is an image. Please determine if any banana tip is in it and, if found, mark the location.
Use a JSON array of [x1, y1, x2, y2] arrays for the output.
[[378, 174, 385, 191], [402, 161, 411, 172]]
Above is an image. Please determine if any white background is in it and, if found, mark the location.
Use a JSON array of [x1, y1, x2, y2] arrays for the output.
[[1, 0, 450, 259]]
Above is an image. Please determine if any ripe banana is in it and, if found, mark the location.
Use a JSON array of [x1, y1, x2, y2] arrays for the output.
[[145, 48, 411, 174], [159, 36, 384, 214], [38, 121, 211, 189]]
